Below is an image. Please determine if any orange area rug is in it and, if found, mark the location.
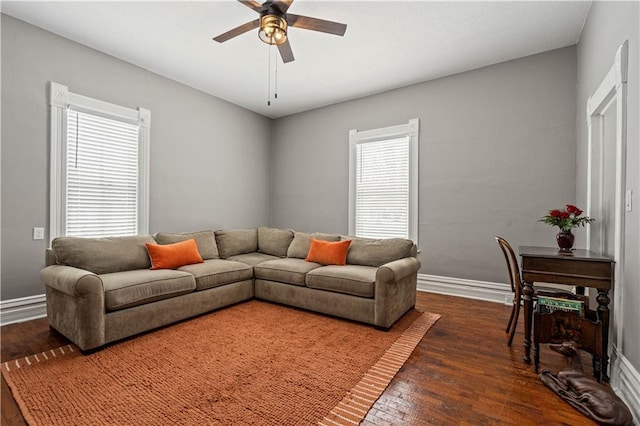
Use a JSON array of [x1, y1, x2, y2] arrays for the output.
[[2, 301, 440, 425]]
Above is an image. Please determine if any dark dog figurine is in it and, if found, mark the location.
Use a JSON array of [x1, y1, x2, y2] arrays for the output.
[[540, 341, 633, 425]]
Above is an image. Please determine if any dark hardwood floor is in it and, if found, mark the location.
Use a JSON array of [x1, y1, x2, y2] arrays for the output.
[[1, 292, 595, 425]]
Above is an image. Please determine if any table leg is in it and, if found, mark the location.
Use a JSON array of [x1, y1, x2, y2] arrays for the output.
[[533, 311, 539, 371], [592, 354, 602, 382], [522, 281, 535, 364], [597, 289, 610, 382]]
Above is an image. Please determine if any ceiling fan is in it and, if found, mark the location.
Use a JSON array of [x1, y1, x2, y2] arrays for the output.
[[213, 0, 347, 63]]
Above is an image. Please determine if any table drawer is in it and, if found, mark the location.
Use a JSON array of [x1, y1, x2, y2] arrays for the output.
[[522, 257, 613, 289]]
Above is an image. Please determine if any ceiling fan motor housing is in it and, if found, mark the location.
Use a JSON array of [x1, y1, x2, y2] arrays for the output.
[[258, 8, 288, 45]]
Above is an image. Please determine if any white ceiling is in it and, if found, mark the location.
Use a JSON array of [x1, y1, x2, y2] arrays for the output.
[[1, 1, 591, 119]]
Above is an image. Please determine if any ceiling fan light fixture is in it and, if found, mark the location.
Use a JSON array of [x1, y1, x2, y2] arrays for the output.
[[258, 14, 287, 45]]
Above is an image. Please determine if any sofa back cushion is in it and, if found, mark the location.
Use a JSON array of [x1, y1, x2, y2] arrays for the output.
[[258, 227, 294, 257], [343, 237, 416, 267], [154, 230, 219, 259], [52, 235, 155, 274], [215, 228, 258, 259], [287, 232, 342, 259], [45, 248, 56, 266]]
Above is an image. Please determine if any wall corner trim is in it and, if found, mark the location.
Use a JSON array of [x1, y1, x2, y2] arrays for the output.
[[616, 353, 640, 423], [0, 294, 47, 326], [417, 273, 511, 305]]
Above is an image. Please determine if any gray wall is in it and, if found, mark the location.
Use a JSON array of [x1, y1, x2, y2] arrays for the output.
[[576, 1, 640, 374], [1, 15, 272, 300], [271, 47, 578, 284]]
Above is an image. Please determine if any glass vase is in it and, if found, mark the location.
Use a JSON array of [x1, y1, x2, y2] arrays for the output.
[[556, 230, 575, 253]]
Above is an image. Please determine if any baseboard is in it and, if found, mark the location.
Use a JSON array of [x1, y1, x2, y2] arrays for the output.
[[615, 353, 640, 423], [417, 274, 511, 305], [0, 294, 47, 326]]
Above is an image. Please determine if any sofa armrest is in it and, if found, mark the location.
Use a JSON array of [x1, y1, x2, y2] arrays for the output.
[[376, 257, 421, 284], [40, 265, 106, 351], [374, 257, 421, 328], [40, 265, 104, 297]]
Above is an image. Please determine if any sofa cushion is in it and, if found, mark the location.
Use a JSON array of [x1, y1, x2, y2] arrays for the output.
[[306, 265, 377, 298], [343, 237, 415, 267], [177, 259, 253, 291], [101, 269, 196, 311], [52, 235, 155, 275], [215, 229, 258, 258], [227, 252, 279, 267], [287, 232, 342, 259], [154, 230, 219, 259], [258, 227, 294, 257], [254, 258, 323, 286], [306, 239, 351, 266]]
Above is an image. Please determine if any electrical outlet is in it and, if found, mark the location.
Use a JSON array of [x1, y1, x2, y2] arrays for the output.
[[33, 227, 45, 240]]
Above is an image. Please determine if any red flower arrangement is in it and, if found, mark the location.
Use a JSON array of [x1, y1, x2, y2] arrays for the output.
[[539, 204, 594, 232]]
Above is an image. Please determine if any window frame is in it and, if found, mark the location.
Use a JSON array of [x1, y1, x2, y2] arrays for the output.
[[348, 118, 419, 242], [48, 81, 150, 243]]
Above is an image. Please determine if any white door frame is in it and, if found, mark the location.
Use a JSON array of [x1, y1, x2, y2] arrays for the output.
[[585, 40, 628, 375]]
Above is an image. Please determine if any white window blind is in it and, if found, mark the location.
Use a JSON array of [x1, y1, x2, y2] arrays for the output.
[[355, 137, 410, 239], [348, 119, 419, 243], [65, 110, 140, 237], [48, 82, 150, 242]]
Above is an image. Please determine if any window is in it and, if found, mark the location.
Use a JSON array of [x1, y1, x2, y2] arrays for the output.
[[48, 82, 150, 241], [348, 118, 419, 242]]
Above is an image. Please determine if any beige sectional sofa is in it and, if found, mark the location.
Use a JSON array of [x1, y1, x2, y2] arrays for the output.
[[41, 227, 421, 351]]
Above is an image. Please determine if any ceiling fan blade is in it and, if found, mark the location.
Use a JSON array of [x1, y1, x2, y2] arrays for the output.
[[237, 0, 264, 13], [213, 19, 260, 43], [287, 14, 347, 36], [272, 0, 294, 13], [278, 39, 295, 63]]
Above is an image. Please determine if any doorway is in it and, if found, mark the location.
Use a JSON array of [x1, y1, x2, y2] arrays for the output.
[[586, 40, 628, 380]]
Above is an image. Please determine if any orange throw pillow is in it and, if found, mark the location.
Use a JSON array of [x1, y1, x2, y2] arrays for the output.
[[305, 238, 351, 266], [145, 239, 204, 270]]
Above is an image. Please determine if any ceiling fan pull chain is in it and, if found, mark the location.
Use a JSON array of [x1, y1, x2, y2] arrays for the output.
[[267, 44, 272, 106], [275, 49, 278, 100]]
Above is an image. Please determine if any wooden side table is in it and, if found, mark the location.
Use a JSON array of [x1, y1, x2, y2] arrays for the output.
[[519, 246, 614, 381]]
